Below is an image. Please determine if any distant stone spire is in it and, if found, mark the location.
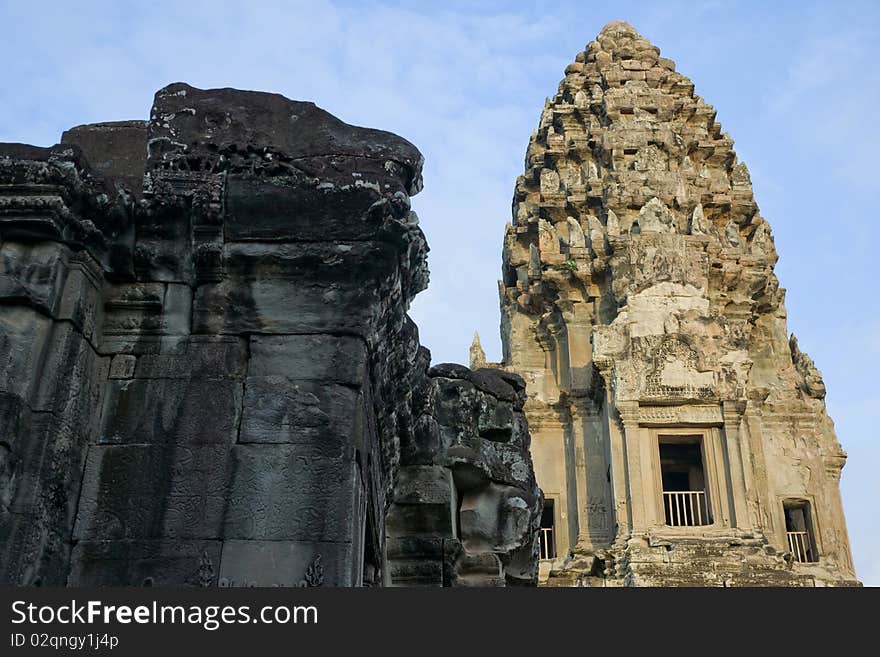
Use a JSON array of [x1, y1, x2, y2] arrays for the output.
[[469, 331, 487, 370]]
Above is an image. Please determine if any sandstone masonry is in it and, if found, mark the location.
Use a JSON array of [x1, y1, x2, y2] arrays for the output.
[[494, 21, 858, 586], [0, 84, 541, 587]]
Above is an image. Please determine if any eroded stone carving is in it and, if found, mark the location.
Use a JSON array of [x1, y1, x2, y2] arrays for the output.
[[386, 364, 541, 586]]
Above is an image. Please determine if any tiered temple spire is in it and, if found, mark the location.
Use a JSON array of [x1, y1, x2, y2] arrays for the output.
[[498, 21, 858, 586]]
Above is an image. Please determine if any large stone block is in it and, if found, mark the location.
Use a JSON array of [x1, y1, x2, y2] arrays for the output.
[[102, 283, 166, 338], [225, 177, 384, 242], [387, 557, 443, 587], [223, 446, 358, 542], [31, 322, 109, 418], [192, 277, 377, 336], [160, 283, 192, 336], [248, 334, 367, 385], [0, 306, 51, 401], [392, 466, 456, 505], [386, 504, 456, 539], [385, 536, 445, 561], [56, 256, 105, 344], [0, 317, 107, 584], [0, 242, 69, 316], [148, 82, 422, 195], [69, 539, 222, 586], [386, 467, 458, 539], [99, 377, 242, 445], [4, 413, 59, 516], [239, 378, 360, 452], [218, 540, 352, 587], [60, 120, 149, 199], [74, 445, 234, 541], [0, 518, 71, 586], [133, 337, 247, 379]]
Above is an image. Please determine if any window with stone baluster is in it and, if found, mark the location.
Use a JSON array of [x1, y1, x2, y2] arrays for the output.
[[658, 434, 712, 527], [539, 499, 556, 560], [783, 500, 818, 563]]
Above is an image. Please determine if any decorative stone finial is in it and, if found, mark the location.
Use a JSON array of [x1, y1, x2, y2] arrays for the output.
[[470, 331, 488, 370], [599, 20, 640, 37]]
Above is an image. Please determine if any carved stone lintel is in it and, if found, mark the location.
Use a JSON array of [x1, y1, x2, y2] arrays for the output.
[[636, 403, 722, 427]]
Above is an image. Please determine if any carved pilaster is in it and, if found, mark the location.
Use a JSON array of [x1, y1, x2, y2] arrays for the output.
[[741, 401, 772, 532], [721, 400, 751, 530], [601, 379, 629, 543], [617, 401, 648, 535], [570, 399, 612, 550]]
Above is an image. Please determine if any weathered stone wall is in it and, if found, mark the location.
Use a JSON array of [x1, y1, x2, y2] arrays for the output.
[[498, 22, 858, 586], [0, 143, 114, 586], [0, 84, 540, 586]]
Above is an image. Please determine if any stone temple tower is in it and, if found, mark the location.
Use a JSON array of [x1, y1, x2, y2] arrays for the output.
[[499, 21, 858, 586]]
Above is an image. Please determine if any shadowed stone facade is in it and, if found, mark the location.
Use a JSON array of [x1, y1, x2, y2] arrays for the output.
[[495, 22, 858, 586], [0, 84, 541, 587]]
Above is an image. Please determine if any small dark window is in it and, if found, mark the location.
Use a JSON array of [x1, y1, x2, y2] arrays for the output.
[[659, 435, 711, 526], [539, 500, 556, 560], [784, 500, 818, 563]]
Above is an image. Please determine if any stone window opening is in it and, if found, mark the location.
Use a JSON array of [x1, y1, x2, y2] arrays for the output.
[[539, 499, 557, 560], [659, 435, 711, 526], [784, 500, 818, 563]]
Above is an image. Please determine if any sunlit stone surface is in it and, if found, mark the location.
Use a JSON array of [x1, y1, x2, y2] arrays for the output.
[[496, 22, 858, 586]]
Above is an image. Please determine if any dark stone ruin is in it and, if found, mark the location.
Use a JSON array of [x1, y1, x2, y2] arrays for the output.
[[0, 84, 541, 587]]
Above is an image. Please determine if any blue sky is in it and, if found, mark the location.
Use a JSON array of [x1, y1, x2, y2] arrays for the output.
[[1, 0, 877, 585]]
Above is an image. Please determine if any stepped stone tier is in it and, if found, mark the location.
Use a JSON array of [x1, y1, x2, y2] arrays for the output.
[[0, 84, 541, 586], [494, 21, 858, 586]]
